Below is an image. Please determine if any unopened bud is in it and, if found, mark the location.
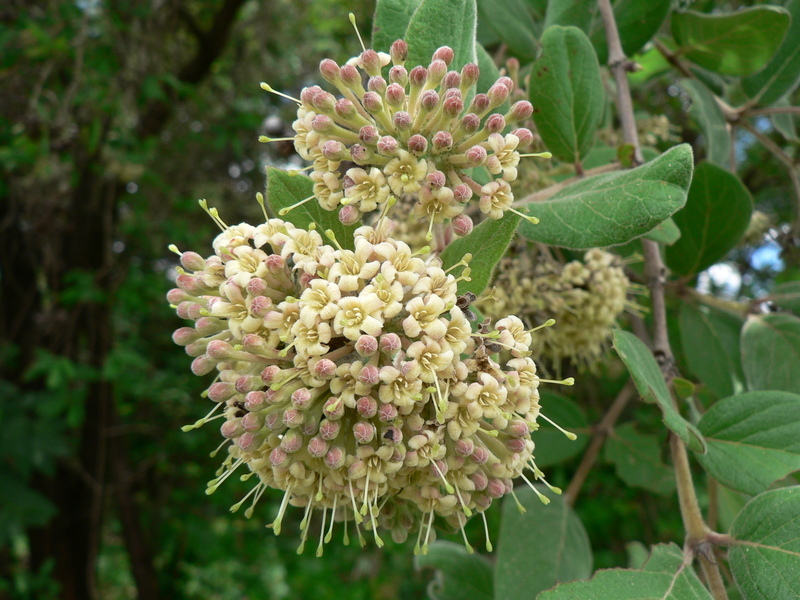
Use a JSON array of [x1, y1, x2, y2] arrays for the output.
[[432, 130, 453, 151], [426, 170, 446, 189], [377, 135, 399, 156], [353, 421, 376, 444], [486, 113, 506, 133], [508, 100, 533, 122], [452, 214, 474, 236], [241, 411, 263, 432], [465, 145, 487, 166], [208, 382, 236, 402], [362, 91, 384, 113], [407, 134, 428, 155], [307, 436, 328, 458], [179, 251, 206, 271], [325, 446, 346, 469], [311, 114, 335, 133], [420, 89, 439, 112], [359, 49, 382, 76], [322, 140, 347, 160], [313, 358, 336, 379], [282, 408, 304, 428], [368, 76, 387, 94], [323, 396, 345, 420], [319, 58, 341, 83], [455, 437, 475, 457], [380, 332, 402, 355], [409, 66, 428, 88], [359, 125, 380, 145], [385, 83, 406, 107], [244, 391, 267, 411], [334, 98, 357, 120], [291, 387, 312, 409], [356, 395, 378, 418], [340, 64, 361, 87], [220, 419, 243, 439], [497, 76, 514, 92], [443, 94, 464, 117], [319, 418, 341, 440], [443, 70, 461, 89], [469, 93, 490, 114], [389, 65, 408, 86], [461, 63, 480, 88], [355, 334, 378, 356], [270, 447, 290, 467], [460, 113, 480, 134], [432, 46, 454, 65], [280, 429, 303, 453], [358, 365, 380, 386], [427, 59, 447, 85], [339, 205, 361, 225], [390, 39, 408, 64], [377, 402, 398, 422], [512, 127, 534, 148], [237, 432, 262, 452]]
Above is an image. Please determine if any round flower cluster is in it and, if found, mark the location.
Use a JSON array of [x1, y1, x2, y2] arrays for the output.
[[479, 249, 631, 368], [266, 40, 543, 239], [168, 212, 565, 555]]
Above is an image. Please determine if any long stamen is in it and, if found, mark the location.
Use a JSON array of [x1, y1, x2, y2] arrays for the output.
[[209, 438, 229, 458], [509, 488, 527, 514], [206, 457, 245, 494], [316, 506, 328, 557], [349, 13, 366, 53], [456, 512, 474, 554], [245, 483, 268, 519], [508, 206, 539, 225], [297, 500, 314, 554], [422, 508, 435, 554], [519, 472, 550, 505], [414, 516, 425, 555], [519, 151, 553, 159], [529, 318, 556, 333], [348, 479, 364, 524], [325, 496, 338, 543], [260, 82, 301, 104], [539, 377, 575, 387], [539, 412, 578, 440], [269, 487, 293, 534], [198, 199, 228, 231], [230, 482, 261, 513], [258, 135, 294, 143], [278, 195, 316, 216], [255, 192, 269, 220], [480, 511, 493, 552]]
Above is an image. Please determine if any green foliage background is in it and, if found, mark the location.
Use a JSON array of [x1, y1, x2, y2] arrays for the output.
[[1, 0, 799, 599]]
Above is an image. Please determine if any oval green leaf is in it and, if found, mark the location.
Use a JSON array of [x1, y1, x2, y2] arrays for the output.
[[679, 303, 745, 399], [666, 161, 753, 277], [538, 543, 713, 600], [742, 0, 800, 106], [405, 0, 477, 71], [518, 144, 694, 249], [543, 0, 597, 33], [440, 212, 520, 296], [592, 0, 672, 65], [477, 0, 537, 61], [729, 487, 800, 600], [696, 391, 800, 496], [529, 25, 603, 163], [265, 168, 357, 251], [414, 541, 494, 600], [681, 79, 731, 169], [605, 423, 676, 495], [742, 313, 800, 394], [672, 6, 791, 76], [613, 330, 707, 453], [495, 486, 592, 599], [644, 217, 681, 245]]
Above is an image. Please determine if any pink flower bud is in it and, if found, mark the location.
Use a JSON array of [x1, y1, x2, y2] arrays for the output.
[[380, 333, 402, 355], [322, 140, 347, 160], [180, 251, 206, 271], [432, 131, 453, 151], [319, 418, 341, 440], [497, 76, 515, 92], [455, 438, 475, 457], [301, 416, 319, 436], [246, 277, 268, 296], [362, 91, 384, 113], [235, 375, 261, 394], [453, 184, 472, 203], [334, 98, 357, 119], [368, 75, 387, 94], [377, 402, 398, 422], [280, 429, 303, 452], [389, 65, 408, 86], [420, 89, 439, 112], [508, 419, 529, 438], [426, 170, 446, 189], [468, 93, 490, 114], [176, 273, 202, 294], [486, 478, 506, 498], [291, 387, 312, 409], [319, 58, 341, 83], [270, 447, 290, 467], [512, 127, 534, 148], [359, 125, 379, 145], [487, 83, 509, 107], [172, 327, 199, 346], [359, 49, 382, 76], [260, 365, 281, 384], [244, 391, 266, 411], [470, 470, 488, 491], [359, 365, 380, 386], [461, 63, 480, 87], [282, 408, 304, 428], [353, 421, 376, 444], [339, 205, 361, 225], [377, 135, 399, 155], [208, 382, 235, 402], [264, 411, 282, 430], [220, 419, 243, 439], [349, 144, 373, 164], [506, 438, 526, 453], [265, 254, 285, 272], [409, 66, 428, 88], [323, 397, 345, 420], [185, 340, 207, 357], [312, 91, 336, 113], [325, 446, 346, 469], [241, 411, 263, 432], [166, 288, 187, 304], [340, 64, 361, 87], [237, 432, 262, 452], [311, 114, 335, 133], [486, 113, 506, 133], [442, 70, 461, 89], [308, 436, 328, 458], [465, 145, 487, 166], [471, 445, 489, 464], [313, 358, 336, 379], [385, 83, 406, 107], [249, 296, 271, 318], [452, 214, 474, 237], [508, 100, 533, 122], [390, 39, 408, 64], [355, 334, 378, 356], [206, 340, 232, 359], [460, 113, 480, 134], [407, 134, 428, 155], [432, 46, 454, 65], [356, 395, 378, 418], [300, 85, 323, 105], [443, 94, 464, 117]]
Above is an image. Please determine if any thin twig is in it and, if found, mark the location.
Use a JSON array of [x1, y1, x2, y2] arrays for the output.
[[748, 106, 800, 117], [565, 380, 635, 505]]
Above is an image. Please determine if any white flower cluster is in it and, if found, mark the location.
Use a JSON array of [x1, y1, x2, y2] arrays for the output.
[[276, 40, 542, 240], [480, 249, 632, 368], [168, 216, 560, 555]]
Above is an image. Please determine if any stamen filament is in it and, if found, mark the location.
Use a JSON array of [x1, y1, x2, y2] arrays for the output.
[[260, 82, 300, 104]]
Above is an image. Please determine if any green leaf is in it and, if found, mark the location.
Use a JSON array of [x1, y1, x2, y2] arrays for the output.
[[591, 0, 672, 65], [535, 390, 589, 468], [628, 44, 672, 86], [440, 212, 520, 296], [666, 161, 753, 277], [605, 423, 676, 495], [538, 543, 713, 599], [495, 486, 592, 599], [679, 303, 745, 399], [529, 25, 603, 163], [477, 0, 537, 61], [405, 0, 477, 71], [613, 330, 707, 453], [742, 0, 800, 106], [742, 313, 800, 394], [696, 391, 800, 496], [414, 541, 494, 600], [672, 6, 791, 76], [771, 281, 800, 314], [644, 217, 681, 245], [543, 0, 597, 33], [371, 0, 423, 51], [265, 168, 357, 251], [729, 487, 800, 600], [681, 79, 731, 169], [518, 144, 694, 249]]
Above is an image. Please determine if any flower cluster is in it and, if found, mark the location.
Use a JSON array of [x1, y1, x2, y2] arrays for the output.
[[479, 249, 632, 368], [268, 40, 543, 239], [168, 213, 565, 555]]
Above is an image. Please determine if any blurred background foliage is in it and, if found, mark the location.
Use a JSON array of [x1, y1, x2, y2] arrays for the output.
[[0, 0, 797, 599]]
